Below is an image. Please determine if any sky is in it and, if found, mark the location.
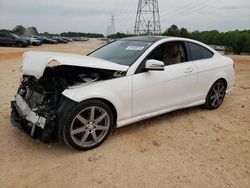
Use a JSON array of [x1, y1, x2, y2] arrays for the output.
[[0, 0, 250, 34]]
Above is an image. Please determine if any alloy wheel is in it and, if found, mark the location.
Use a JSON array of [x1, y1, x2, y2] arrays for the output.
[[70, 106, 110, 147], [209, 82, 226, 108]]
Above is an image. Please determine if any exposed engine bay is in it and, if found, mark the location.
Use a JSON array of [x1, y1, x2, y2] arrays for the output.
[[19, 65, 125, 107], [11, 65, 126, 141]]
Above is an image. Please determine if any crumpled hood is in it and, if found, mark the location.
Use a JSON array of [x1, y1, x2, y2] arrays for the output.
[[21, 51, 129, 79]]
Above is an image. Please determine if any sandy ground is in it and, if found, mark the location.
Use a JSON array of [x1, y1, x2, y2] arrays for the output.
[[0, 39, 249, 188]]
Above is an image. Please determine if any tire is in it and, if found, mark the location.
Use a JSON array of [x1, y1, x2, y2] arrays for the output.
[[204, 80, 227, 110], [58, 99, 114, 151]]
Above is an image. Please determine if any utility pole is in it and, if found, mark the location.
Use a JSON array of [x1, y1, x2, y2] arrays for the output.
[[134, 0, 161, 35]]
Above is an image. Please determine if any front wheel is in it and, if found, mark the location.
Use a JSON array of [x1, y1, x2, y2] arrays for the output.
[[204, 80, 227, 110], [59, 100, 114, 150]]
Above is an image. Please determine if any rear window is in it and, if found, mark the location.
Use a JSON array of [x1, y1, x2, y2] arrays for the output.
[[187, 42, 214, 61]]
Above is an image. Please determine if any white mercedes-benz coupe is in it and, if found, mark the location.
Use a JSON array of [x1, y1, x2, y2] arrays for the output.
[[11, 36, 235, 150]]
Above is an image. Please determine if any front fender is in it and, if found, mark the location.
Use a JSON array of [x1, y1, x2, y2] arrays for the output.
[[62, 77, 133, 121]]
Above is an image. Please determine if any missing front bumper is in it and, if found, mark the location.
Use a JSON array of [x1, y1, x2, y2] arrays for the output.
[[10, 99, 56, 142], [10, 94, 78, 143], [15, 94, 46, 129]]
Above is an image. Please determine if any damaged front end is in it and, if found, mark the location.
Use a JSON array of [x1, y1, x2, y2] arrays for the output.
[[11, 58, 126, 142]]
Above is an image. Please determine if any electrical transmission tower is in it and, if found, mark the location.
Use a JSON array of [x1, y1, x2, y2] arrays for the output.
[[134, 0, 161, 35], [110, 15, 115, 35], [106, 15, 115, 38]]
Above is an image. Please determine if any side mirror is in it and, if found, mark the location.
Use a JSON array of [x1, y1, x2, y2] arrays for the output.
[[145, 59, 165, 71]]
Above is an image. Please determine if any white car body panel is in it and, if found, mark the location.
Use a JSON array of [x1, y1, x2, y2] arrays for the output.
[[132, 61, 197, 117], [126, 37, 219, 76], [63, 76, 133, 122], [22, 51, 129, 79], [20, 37, 235, 128], [192, 55, 235, 100], [62, 37, 235, 128]]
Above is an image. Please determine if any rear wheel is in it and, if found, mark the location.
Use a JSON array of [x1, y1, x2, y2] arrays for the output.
[[204, 80, 226, 110], [59, 100, 114, 150]]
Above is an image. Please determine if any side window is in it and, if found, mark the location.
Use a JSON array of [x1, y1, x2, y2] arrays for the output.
[[187, 42, 214, 61], [148, 42, 187, 66]]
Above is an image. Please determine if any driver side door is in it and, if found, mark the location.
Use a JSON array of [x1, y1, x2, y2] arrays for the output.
[[132, 41, 197, 117]]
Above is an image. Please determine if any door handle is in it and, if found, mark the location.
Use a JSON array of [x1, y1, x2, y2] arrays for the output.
[[184, 67, 193, 73]]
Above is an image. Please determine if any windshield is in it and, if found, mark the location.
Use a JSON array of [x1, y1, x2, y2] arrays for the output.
[[89, 40, 152, 66]]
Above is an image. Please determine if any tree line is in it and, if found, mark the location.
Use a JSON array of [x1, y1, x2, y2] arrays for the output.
[[60, 32, 104, 38], [1, 25, 249, 54], [109, 25, 250, 54], [0, 25, 104, 38], [0, 25, 39, 36], [162, 25, 250, 54]]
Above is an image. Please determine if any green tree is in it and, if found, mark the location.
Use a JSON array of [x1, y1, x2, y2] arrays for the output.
[[0, 29, 12, 34], [233, 35, 246, 54], [108, 32, 133, 39], [60, 32, 104, 38], [179, 27, 190, 38], [13, 25, 26, 35], [163, 25, 179, 36]]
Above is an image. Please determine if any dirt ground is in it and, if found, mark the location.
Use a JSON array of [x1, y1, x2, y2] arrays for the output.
[[0, 39, 249, 188]]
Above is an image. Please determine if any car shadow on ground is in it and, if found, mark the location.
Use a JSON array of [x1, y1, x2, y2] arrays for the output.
[[112, 106, 204, 136], [8, 105, 205, 154]]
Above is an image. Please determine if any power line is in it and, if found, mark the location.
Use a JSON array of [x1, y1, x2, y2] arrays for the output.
[[114, 0, 136, 33], [160, 0, 206, 19], [115, 0, 127, 17], [116, 0, 133, 22], [113, 0, 120, 15], [161, 0, 218, 22]]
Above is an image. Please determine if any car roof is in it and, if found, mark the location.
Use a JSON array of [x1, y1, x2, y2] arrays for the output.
[[120, 36, 217, 53], [121, 36, 168, 43]]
